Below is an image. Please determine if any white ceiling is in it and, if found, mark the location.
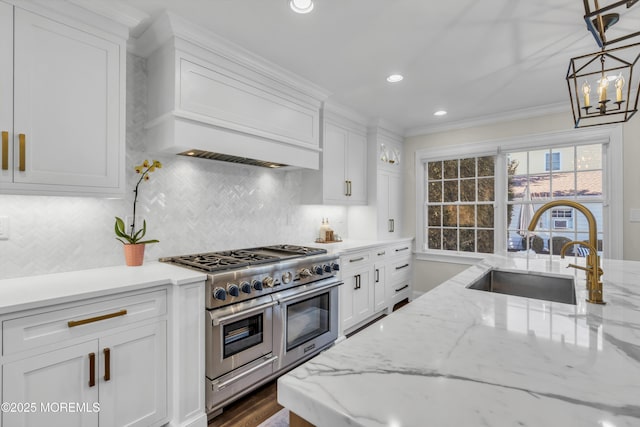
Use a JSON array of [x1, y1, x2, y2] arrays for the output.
[[122, 0, 640, 134]]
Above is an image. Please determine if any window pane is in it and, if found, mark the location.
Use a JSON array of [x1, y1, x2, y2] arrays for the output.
[[478, 156, 494, 177], [577, 144, 602, 170], [459, 205, 475, 227], [443, 229, 458, 250], [553, 147, 574, 172], [443, 181, 458, 202], [552, 172, 575, 198], [428, 206, 442, 226], [460, 179, 476, 202], [477, 230, 494, 253], [478, 178, 494, 201], [577, 170, 602, 196], [460, 229, 475, 252], [428, 161, 442, 179], [460, 158, 476, 178], [428, 228, 441, 249], [444, 160, 458, 179], [477, 205, 494, 228], [529, 173, 551, 198], [428, 181, 443, 202], [443, 205, 458, 226], [529, 149, 551, 175]]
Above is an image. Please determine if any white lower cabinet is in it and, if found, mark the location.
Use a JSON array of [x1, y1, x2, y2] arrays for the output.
[[1, 289, 168, 427], [340, 240, 413, 335]]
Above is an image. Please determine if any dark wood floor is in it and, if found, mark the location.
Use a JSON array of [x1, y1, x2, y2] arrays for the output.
[[208, 298, 410, 427], [208, 380, 281, 427]]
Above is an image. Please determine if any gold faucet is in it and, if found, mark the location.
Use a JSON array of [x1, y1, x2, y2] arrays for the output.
[[527, 200, 605, 304]]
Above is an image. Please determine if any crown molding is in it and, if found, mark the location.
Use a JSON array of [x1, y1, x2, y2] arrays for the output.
[[404, 102, 571, 137]]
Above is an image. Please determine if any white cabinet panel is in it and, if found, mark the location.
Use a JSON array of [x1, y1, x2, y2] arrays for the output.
[[0, 5, 125, 196], [346, 131, 367, 203], [322, 124, 348, 203], [3, 340, 100, 427], [0, 2, 12, 185]]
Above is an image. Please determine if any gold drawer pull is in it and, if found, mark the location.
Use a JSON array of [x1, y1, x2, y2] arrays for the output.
[[1, 131, 7, 170], [103, 348, 111, 381], [18, 133, 25, 171], [68, 309, 127, 328]]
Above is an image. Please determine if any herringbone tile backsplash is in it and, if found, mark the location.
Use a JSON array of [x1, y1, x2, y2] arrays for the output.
[[0, 55, 347, 279]]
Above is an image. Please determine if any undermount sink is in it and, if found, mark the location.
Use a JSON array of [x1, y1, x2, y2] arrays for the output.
[[467, 269, 576, 305]]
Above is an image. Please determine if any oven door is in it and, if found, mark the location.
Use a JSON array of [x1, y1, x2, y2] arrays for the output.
[[206, 294, 276, 380], [273, 278, 341, 370]]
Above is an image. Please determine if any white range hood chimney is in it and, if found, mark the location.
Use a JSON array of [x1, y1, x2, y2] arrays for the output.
[[134, 12, 330, 169]]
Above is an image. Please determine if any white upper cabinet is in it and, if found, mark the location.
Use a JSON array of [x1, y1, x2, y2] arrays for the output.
[[135, 12, 328, 170], [301, 102, 368, 205], [0, 2, 128, 197]]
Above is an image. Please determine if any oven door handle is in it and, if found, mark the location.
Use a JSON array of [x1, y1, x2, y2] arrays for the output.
[[216, 355, 279, 390], [209, 301, 278, 326], [276, 281, 343, 305]]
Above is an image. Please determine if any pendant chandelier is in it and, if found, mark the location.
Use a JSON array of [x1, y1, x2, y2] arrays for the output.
[[567, 0, 640, 127]]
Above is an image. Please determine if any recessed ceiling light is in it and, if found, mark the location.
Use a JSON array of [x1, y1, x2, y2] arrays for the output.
[[434, 110, 447, 116], [289, 0, 314, 14], [386, 74, 404, 83]]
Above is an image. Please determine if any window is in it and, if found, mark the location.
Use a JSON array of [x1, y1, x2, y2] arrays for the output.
[[545, 152, 561, 171], [416, 126, 623, 259], [507, 145, 604, 255], [425, 156, 495, 253]]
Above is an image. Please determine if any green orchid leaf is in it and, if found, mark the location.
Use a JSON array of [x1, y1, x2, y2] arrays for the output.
[[137, 239, 160, 244]]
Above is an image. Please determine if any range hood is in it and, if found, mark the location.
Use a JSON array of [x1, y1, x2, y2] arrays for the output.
[[136, 12, 330, 170]]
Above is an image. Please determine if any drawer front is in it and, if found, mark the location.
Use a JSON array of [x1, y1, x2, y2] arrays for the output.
[[372, 247, 389, 261], [340, 251, 371, 271], [3, 289, 167, 356], [387, 256, 412, 284], [389, 243, 412, 256], [387, 280, 411, 306]]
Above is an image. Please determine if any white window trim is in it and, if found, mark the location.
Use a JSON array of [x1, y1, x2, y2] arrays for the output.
[[415, 125, 623, 260]]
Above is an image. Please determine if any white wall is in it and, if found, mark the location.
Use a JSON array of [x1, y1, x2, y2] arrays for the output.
[[0, 54, 347, 279]]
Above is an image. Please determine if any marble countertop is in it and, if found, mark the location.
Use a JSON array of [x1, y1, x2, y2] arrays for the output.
[[0, 262, 206, 314], [278, 255, 640, 427]]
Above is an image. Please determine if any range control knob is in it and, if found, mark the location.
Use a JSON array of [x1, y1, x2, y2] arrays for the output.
[[313, 265, 324, 275], [331, 262, 340, 271], [282, 271, 293, 284], [298, 268, 312, 278], [252, 279, 263, 291], [227, 284, 240, 297], [323, 264, 332, 273], [240, 281, 252, 294], [213, 287, 227, 301], [263, 276, 275, 288]]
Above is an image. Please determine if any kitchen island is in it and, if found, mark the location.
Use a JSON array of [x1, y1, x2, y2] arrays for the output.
[[278, 255, 640, 426]]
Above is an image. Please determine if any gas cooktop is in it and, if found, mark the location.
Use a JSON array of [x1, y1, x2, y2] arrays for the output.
[[159, 245, 327, 273]]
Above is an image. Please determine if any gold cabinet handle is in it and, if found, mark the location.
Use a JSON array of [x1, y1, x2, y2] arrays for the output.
[[1, 131, 7, 170], [344, 180, 349, 196], [348, 180, 352, 196], [18, 133, 25, 171], [68, 309, 127, 328], [104, 348, 111, 381], [88, 353, 96, 387]]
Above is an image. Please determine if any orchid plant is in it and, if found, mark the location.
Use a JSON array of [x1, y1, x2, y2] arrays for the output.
[[114, 160, 162, 245]]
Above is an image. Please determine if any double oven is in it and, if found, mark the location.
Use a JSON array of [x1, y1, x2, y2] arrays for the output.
[[161, 245, 341, 416]]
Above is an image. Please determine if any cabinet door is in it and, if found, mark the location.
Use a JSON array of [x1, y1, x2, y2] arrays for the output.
[[346, 131, 367, 203], [3, 340, 100, 427], [373, 264, 386, 312], [352, 269, 373, 325], [377, 173, 391, 237], [12, 8, 121, 190], [388, 173, 403, 235], [99, 321, 168, 427], [322, 122, 348, 203], [0, 2, 12, 184]]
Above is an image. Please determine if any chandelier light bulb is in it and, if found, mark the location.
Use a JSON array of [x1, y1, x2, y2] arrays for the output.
[[598, 74, 609, 102], [582, 81, 591, 107], [615, 73, 625, 102], [289, 0, 314, 14]]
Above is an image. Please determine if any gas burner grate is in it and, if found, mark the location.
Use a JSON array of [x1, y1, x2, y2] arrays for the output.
[[213, 250, 280, 264], [261, 245, 327, 256]]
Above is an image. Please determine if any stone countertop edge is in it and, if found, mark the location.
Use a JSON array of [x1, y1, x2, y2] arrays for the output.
[[277, 254, 640, 427], [0, 262, 206, 315]]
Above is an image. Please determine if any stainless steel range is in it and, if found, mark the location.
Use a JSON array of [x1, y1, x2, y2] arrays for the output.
[[160, 245, 342, 417]]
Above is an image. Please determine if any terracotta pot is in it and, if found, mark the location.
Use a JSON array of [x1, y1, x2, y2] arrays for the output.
[[123, 243, 145, 266]]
